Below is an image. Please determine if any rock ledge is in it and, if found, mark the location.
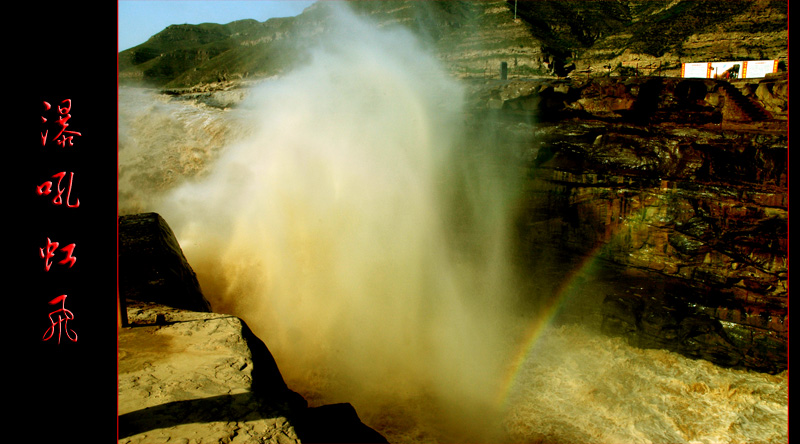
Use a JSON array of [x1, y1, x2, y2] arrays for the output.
[[119, 213, 388, 443]]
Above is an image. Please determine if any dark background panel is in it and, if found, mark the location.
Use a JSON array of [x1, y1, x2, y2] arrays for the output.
[[11, 2, 118, 441]]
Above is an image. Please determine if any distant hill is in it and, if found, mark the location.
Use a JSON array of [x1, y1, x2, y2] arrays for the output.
[[118, 0, 788, 89]]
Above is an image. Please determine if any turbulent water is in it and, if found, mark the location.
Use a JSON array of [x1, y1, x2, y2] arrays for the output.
[[118, 4, 788, 443], [503, 325, 787, 443]]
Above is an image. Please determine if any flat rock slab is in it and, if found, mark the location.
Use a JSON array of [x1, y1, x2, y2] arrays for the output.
[[118, 301, 387, 443], [119, 301, 303, 444]]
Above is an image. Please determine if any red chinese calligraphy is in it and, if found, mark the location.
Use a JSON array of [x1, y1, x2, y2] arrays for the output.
[[40, 101, 50, 146], [39, 237, 77, 271], [36, 171, 80, 208], [40, 99, 82, 147], [42, 295, 77, 344]]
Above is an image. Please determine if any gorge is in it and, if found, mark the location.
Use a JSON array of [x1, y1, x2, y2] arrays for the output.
[[118, 1, 788, 442]]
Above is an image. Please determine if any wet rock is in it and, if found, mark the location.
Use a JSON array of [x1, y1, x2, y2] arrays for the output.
[[599, 282, 786, 373]]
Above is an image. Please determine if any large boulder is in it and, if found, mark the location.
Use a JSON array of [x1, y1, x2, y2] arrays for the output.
[[118, 214, 389, 443], [119, 301, 388, 443], [119, 212, 212, 313]]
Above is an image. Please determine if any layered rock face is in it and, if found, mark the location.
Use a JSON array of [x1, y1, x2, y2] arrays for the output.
[[474, 73, 787, 373]]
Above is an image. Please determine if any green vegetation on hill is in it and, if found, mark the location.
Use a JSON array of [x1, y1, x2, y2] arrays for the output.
[[119, 16, 303, 87], [118, 0, 787, 89]]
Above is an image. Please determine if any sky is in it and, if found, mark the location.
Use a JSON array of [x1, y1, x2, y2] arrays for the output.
[[119, 0, 317, 51]]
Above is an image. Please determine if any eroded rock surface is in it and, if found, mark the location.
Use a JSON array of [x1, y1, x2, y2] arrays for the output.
[[119, 301, 305, 443], [472, 74, 787, 373]]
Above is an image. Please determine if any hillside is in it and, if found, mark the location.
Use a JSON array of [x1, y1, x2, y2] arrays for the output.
[[118, 0, 788, 89]]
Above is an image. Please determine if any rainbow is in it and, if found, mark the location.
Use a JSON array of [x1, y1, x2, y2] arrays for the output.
[[494, 187, 665, 408], [495, 242, 609, 408]]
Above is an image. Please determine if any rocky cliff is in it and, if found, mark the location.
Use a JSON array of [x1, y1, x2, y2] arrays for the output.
[[470, 72, 788, 373], [118, 213, 388, 443]]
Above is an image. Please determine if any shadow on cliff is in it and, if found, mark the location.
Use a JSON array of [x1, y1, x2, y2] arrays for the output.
[[119, 393, 388, 443], [118, 316, 388, 443]]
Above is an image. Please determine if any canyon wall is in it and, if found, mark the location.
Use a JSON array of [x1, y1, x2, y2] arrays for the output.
[[473, 73, 787, 373]]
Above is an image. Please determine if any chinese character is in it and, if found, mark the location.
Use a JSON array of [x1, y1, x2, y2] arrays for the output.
[[40, 101, 50, 146], [42, 295, 77, 344], [40, 99, 81, 147], [36, 171, 80, 208], [39, 238, 77, 271]]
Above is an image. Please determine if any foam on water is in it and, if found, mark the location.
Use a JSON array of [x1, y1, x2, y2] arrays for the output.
[[503, 323, 787, 444], [118, 87, 246, 215]]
